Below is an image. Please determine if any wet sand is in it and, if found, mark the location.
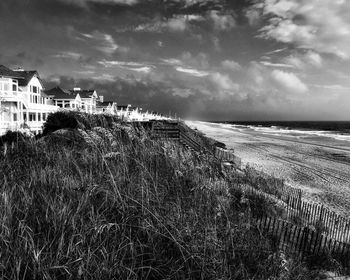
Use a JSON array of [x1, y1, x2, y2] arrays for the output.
[[186, 121, 350, 216]]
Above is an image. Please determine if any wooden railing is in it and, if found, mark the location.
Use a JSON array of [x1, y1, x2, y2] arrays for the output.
[[151, 122, 242, 168], [215, 147, 242, 167]]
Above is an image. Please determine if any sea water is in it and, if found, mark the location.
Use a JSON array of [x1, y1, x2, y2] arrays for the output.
[[213, 121, 350, 143]]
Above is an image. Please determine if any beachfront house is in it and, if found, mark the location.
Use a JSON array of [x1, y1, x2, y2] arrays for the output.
[[69, 88, 100, 114], [45, 86, 82, 110], [45, 86, 104, 114], [128, 106, 143, 121], [0, 65, 58, 135], [96, 101, 117, 115]]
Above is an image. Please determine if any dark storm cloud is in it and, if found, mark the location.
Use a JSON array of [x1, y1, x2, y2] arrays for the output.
[[2, 0, 350, 120]]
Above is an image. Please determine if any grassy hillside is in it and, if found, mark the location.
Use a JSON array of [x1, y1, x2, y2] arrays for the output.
[[0, 112, 332, 279]]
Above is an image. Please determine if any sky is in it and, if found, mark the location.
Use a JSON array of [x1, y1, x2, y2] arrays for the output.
[[1, 0, 350, 121]]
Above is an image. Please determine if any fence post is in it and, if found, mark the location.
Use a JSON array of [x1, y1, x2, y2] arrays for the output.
[[298, 189, 302, 213]]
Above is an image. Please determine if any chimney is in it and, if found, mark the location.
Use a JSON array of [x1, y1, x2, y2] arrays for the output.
[[99, 95, 104, 103]]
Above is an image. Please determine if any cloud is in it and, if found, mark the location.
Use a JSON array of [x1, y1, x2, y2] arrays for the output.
[[160, 58, 182, 65], [52, 51, 83, 60], [258, 0, 350, 59], [260, 61, 294, 68], [283, 51, 322, 69], [135, 15, 204, 32], [180, 52, 209, 69], [209, 11, 236, 30], [98, 60, 155, 73], [99, 60, 148, 67], [310, 84, 350, 91], [305, 51, 322, 67], [175, 67, 209, 77], [209, 72, 240, 96], [58, 0, 138, 7], [123, 66, 153, 73], [271, 69, 308, 94], [265, 47, 288, 55], [79, 31, 119, 55], [221, 60, 241, 71]]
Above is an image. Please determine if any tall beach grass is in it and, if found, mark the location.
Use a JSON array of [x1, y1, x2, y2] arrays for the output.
[[0, 112, 330, 279]]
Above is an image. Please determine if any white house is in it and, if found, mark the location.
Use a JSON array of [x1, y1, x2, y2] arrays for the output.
[[45, 86, 82, 110], [96, 101, 117, 115], [70, 88, 100, 114], [45, 86, 104, 114], [0, 65, 58, 135]]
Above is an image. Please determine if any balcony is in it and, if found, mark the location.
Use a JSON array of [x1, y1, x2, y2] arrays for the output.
[[0, 90, 22, 103], [0, 121, 21, 132]]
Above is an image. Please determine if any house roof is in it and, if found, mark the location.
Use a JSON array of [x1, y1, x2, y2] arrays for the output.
[[13, 70, 42, 87], [0, 65, 24, 79], [117, 105, 129, 110], [45, 86, 78, 100], [69, 89, 96, 98], [97, 101, 115, 107]]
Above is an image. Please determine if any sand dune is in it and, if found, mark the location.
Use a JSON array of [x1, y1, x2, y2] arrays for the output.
[[186, 121, 350, 216]]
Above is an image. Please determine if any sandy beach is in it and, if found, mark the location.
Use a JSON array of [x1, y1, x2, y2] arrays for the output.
[[186, 121, 350, 216]]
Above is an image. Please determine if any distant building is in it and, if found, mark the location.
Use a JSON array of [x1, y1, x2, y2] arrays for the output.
[[70, 88, 100, 114], [44, 86, 103, 114], [96, 101, 117, 114], [45, 86, 82, 110], [0, 65, 58, 135]]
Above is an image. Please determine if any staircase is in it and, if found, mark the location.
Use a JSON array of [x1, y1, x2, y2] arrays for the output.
[[152, 122, 204, 153], [151, 121, 241, 167]]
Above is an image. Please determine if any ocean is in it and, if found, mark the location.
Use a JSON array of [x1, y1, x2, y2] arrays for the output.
[[213, 121, 350, 143]]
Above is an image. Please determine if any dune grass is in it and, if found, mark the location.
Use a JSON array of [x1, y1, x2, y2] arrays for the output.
[[0, 112, 329, 279]]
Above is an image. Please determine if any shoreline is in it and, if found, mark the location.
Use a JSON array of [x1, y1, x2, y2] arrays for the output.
[[186, 120, 350, 216]]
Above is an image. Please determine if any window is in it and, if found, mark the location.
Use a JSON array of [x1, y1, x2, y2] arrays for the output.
[[38, 113, 41, 122], [13, 113, 17, 122], [3, 83, 9, 91], [23, 113, 27, 121], [32, 86, 38, 93], [42, 113, 46, 121], [29, 113, 36, 122], [12, 84, 17, 92]]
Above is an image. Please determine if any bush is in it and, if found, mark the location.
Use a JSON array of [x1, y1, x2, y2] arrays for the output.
[[42, 111, 121, 135]]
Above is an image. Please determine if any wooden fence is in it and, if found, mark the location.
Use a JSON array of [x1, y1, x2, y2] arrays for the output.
[[243, 167, 302, 202], [241, 183, 350, 244], [215, 147, 242, 168], [256, 216, 350, 269], [286, 198, 350, 243]]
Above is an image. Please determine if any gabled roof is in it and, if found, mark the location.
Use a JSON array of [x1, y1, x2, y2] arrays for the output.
[[45, 86, 78, 100], [69, 89, 96, 98], [97, 101, 115, 107], [117, 105, 129, 110], [13, 70, 42, 87], [0, 65, 24, 79]]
